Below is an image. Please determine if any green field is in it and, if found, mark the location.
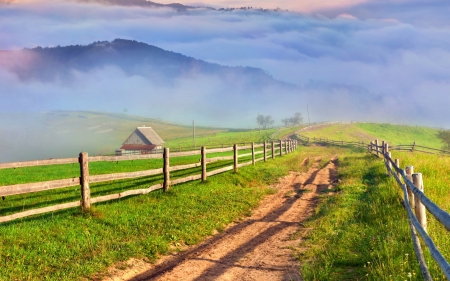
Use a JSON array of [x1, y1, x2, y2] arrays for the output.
[[0, 145, 335, 280], [2, 119, 450, 280], [299, 122, 444, 148]]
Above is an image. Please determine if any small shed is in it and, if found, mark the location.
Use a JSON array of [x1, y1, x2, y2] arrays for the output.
[[115, 126, 164, 156]]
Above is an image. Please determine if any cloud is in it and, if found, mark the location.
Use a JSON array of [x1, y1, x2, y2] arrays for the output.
[[1, 0, 450, 130]]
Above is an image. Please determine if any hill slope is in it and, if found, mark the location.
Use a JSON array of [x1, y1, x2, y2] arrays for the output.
[[0, 111, 224, 163], [298, 122, 444, 148]]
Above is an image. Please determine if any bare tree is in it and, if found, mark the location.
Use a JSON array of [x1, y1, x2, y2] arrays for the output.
[[257, 114, 274, 129]]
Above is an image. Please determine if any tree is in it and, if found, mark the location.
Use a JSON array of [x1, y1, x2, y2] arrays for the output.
[[257, 114, 274, 129], [281, 112, 303, 127], [437, 130, 450, 149], [291, 112, 303, 125]]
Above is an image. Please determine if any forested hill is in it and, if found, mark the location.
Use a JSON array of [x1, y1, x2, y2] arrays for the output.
[[0, 39, 283, 88]]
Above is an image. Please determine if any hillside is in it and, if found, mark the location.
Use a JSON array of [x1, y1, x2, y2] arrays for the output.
[[0, 111, 225, 163], [298, 122, 444, 148], [0, 39, 282, 88]]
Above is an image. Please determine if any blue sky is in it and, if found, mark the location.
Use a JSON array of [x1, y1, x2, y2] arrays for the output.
[[1, 0, 450, 128]]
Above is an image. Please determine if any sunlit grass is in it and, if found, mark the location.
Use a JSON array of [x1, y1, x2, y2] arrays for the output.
[[299, 148, 450, 280], [0, 146, 339, 280]]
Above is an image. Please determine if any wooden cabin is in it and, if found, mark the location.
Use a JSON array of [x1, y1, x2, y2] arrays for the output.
[[115, 127, 164, 155]]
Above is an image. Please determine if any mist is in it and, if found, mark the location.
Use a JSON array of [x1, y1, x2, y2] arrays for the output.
[[0, 0, 450, 161]]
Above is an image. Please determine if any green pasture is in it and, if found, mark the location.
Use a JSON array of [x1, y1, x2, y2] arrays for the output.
[[299, 123, 444, 148]]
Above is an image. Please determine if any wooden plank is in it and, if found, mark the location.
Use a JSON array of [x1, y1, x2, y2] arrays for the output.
[[206, 166, 234, 177], [90, 154, 163, 162], [171, 150, 201, 157], [171, 174, 202, 185], [90, 168, 163, 183], [0, 177, 80, 197], [254, 151, 264, 155], [240, 145, 252, 150], [0, 157, 79, 169], [206, 147, 234, 153], [170, 163, 200, 172], [238, 153, 252, 158], [90, 183, 163, 204], [207, 156, 234, 162], [0, 201, 80, 223], [237, 161, 252, 168], [255, 157, 264, 163]]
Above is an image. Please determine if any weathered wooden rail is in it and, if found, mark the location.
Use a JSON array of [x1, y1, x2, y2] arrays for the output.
[[296, 133, 450, 279], [369, 141, 450, 280], [0, 140, 297, 223]]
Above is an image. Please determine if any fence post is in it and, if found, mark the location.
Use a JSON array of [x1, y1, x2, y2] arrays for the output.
[[272, 141, 275, 159], [251, 142, 255, 165], [79, 152, 91, 211], [405, 166, 415, 209], [201, 146, 206, 182], [375, 139, 379, 156], [234, 144, 238, 172], [263, 141, 267, 162], [412, 141, 416, 152], [387, 152, 392, 176], [382, 140, 385, 155], [284, 140, 287, 154], [395, 159, 400, 178], [279, 140, 283, 156], [412, 173, 427, 232], [341, 140, 344, 146], [163, 148, 170, 191]]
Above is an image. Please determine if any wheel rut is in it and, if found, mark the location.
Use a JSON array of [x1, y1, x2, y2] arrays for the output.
[[103, 156, 339, 281]]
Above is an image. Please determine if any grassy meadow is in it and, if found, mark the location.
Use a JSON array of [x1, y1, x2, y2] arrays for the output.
[[2, 119, 450, 280], [298, 147, 450, 280], [0, 145, 343, 280], [299, 122, 444, 148]]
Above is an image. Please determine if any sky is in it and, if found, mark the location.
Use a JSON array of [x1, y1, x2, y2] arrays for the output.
[[1, 0, 450, 129]]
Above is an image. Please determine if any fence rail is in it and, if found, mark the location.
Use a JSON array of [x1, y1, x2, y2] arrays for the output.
[[0, 140, 298, 224], [369, 141, 450, 280], [296, 133, 450, 279]]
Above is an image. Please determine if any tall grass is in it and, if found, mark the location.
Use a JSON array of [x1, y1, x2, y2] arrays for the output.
[[299, 148, 450, 280]]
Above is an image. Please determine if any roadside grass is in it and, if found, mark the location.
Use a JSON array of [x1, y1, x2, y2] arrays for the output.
[[299, 148, 450, 280], [0, 146, 322, 281]]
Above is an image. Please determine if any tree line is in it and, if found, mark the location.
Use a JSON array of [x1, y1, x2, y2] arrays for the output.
[[257, 112, 303, 129]]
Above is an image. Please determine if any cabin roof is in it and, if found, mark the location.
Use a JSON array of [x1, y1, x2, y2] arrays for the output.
[[136, 127, 164, 145]]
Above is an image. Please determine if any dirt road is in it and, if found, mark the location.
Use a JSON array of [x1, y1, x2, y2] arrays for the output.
[[104, 156, 338, 281]]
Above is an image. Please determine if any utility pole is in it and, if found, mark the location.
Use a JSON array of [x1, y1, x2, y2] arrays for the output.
[[193, 120, 196, 148], [258, 112, 261, 134], [307, 104, 311, 125]]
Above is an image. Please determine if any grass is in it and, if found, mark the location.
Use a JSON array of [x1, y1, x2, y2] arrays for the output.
[[299, 123, 444, 148], [0, 146, 316, 280], [164, 125, 303, 151], [298, 147, 450, 280]]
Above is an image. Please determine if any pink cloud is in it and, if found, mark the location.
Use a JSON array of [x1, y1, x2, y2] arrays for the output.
[[155, 0, 368, 12]]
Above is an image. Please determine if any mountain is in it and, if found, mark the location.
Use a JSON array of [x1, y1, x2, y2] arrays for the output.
[[0, 39, 281, 88], [81, 0, 194, 11]]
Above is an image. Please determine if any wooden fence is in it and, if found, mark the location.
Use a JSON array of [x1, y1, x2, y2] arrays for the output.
[[0, 140, 298, 223], [295, 134, 450, 279], [298, 134, 450, 280], [368, 141, 450, 280]]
